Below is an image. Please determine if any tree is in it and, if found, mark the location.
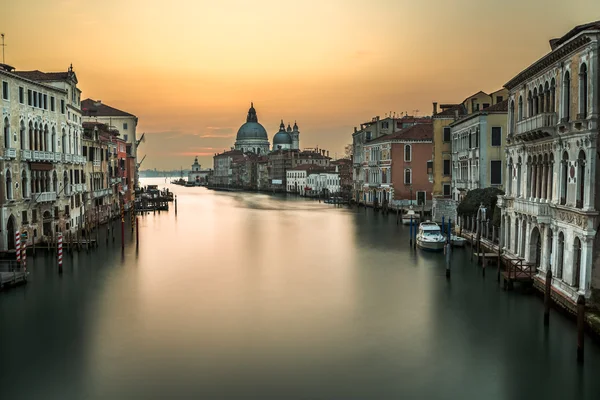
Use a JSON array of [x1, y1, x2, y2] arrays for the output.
[[456, 187, 505, 227]]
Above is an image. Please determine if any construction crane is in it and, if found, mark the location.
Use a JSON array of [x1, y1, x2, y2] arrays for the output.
[[136, 133, 145, 146]]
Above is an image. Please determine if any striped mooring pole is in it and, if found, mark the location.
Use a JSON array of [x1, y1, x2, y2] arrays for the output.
[[131, 203, 135, 232], [15, 231, 21, 265], [58, 233, 63, 274], [21, 231, 27, 272]]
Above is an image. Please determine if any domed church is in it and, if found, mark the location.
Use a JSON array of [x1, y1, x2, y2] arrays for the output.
[[273, 120, 300, 151], [234, 103, 271, 154]]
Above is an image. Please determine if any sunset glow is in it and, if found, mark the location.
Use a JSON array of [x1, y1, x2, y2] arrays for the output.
[[3, 0, 599, 168]]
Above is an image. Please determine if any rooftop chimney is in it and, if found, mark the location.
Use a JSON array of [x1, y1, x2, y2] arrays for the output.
[[454, 109, 459, 120], [433, 102, 438, 115], [354, 127, 357, 133]]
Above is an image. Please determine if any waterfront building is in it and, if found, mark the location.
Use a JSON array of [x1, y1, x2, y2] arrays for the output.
[[497, 21, 600, 305], [451, 96, 508, 203], [0, 63, 86, 251], [361, 123, 433, 207], [330, 158, 352, 196], [296, 149, 330, 167], [352, 115, 429, 203], [187, 156, 212, 185], [431, 89, 507, 222], [81, 98, 139, 196], [234, 103, 270, 155], [231, 153, 258, 189], [256, 156, 269, 191], [286, 164, 324, 195], [212, 149, 245, 186], [307, 168, 341, 197]]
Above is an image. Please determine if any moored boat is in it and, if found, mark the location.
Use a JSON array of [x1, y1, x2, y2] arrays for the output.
[[416, 221, 446, 251], [450, 235, 466, 247], [402, 207, 421, 225]]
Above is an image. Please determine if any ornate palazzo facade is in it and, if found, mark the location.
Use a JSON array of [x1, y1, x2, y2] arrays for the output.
[[498, 22, 600, 304]]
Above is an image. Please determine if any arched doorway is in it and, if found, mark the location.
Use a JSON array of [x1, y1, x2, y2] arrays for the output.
[[43, 211, 52, 237], [557, 232, 565, 279], [6, 214, 16, 251], [529, 227, 541, 269], [573, 237, 582, 288], [546, 228, 553, 272]]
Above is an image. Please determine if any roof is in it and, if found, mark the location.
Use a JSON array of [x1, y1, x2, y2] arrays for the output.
[[331, 158, 352, 165], [12, 70, 72, 81], [368, 123, 433, 144], [505, 21, 600, 89], [297, 150, 330, 159], [214, 149, 243, 157], [552, 20, 600, 48], [485, 99, 508, 112], [434, 104, 467, 119], [81, 98, 137, 118], [288, 164, 325, 172]]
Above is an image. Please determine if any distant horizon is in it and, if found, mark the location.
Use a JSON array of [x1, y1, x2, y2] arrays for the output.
[[3, 0, 599, 169]]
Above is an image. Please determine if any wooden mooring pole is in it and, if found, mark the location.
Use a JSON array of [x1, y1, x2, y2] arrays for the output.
[[136, 217, 139, 249], [577, 295, 585, 363], [544, 269, 552, 326]]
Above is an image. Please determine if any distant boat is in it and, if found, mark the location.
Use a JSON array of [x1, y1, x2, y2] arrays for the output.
[[416, 221, 446, 251], [402, 207, 420, 225]]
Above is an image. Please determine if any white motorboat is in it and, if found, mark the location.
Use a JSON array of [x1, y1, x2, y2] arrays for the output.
[[416, 221, 446, 251], [451, 235, 466, 247], [402, 207, 421, 225]]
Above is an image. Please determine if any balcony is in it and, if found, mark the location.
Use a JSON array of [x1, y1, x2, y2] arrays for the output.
[[4, 148, 16, 159], [93, 160, 101, 168], [74, 155, 86, 164], [34, 191, 57, 203], [32, 151, 54, 162], [93, 188, 111, 197], [62, 153, 73, 163], [515, 112, 557, 139], [53, 152, 61, 162], [21, 149, 32, 161], [513, 197, 550, 222]]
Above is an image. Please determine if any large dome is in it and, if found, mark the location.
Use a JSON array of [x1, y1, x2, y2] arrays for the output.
[[236, 122, 268, 141], [273, 120, 292, 146]]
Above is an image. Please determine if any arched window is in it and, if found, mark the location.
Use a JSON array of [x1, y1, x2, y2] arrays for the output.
[[576, 150, 586, 208], [64, 171, 69, 195], [506, 215, 511, 251], [404, 168, 412, 184], [28, 121, 34, 151], [51, 127, 56, 152], [561, 151, 568, 205], [45, 172, 50, 193], [556, 232, 565, 279], [544, 81, 550, 112], [509, 100, 515, 134], [579, 63, 588, 119], [20, 120, 26, 150], [539, 85, 545, 113], [43, 124, 49, 152], [34, 122, 39, 150], [573, 237, 582, 288], [508, 157, 514, 195], [533, 88, 538, 116], [53, 171, 58, 193], [517, 156, 522, 197], [528, 90, 533, 117], [5, 169, 12, 200], [550, 78, 556, 112], [21, 170, 27, 198], [404, 144, 412, 162], [3, 117, 10, 148], [518, 96, 523, 121], [62, 128, 66, 153], [563, 71, 571, 121]]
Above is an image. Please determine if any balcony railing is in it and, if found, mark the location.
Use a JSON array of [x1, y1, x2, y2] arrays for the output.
[[513, 197, 550, 219], [4, 148, 16, 159], [62, 153, 73, 163], [74, 155, 86, 164], [93, 160, 101, 168], [53, 152, 61, 162], [516, 112, 557, 135], [32, 150, 54, 162], [21, 149, 32, 161], [34, 191, 57, 203], [93, 188, 111, 197]]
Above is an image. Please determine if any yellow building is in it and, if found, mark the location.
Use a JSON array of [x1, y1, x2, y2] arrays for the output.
[[431, 89, 508, 221]]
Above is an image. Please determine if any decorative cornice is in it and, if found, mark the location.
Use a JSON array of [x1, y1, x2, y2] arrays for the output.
[[505, 36, 591, 90]]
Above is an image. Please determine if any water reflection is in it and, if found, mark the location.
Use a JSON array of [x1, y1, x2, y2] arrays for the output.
[[0, 178, 599, 399]]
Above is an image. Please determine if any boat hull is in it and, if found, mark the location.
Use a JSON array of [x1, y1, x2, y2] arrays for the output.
[[402, 216, 420, 225], [416, 239, 446, 251]]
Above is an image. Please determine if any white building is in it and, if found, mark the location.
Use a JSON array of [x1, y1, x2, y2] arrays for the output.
[[187, 156, 212, 185], [1, 63, 86, 251], [306, 168, 341, 197], [286, 164, 322, 195], [498, 21, 600, 305]]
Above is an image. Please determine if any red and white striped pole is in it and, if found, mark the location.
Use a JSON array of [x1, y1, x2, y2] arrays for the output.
[[58, 233, 63, 274], [15, 231, 21, 265], [21, 232, 27, 272]]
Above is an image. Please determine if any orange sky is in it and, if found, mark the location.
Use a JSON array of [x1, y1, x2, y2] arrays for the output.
[[2, 0, 599, 169]]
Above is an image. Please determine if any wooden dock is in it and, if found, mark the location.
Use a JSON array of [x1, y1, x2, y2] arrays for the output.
[[0, 270, 28, 290]]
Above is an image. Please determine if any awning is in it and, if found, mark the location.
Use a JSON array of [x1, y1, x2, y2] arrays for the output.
[[30, 162, 53, 171]]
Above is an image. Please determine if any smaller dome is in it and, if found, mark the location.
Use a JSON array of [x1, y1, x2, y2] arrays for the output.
[[273, 131, 292, 146]]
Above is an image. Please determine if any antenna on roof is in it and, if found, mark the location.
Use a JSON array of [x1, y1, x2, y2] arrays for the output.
[[0, 33, 6, 64]]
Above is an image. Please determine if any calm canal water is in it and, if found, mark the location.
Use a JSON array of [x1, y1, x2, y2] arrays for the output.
[[1, 177, 600, 399]]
